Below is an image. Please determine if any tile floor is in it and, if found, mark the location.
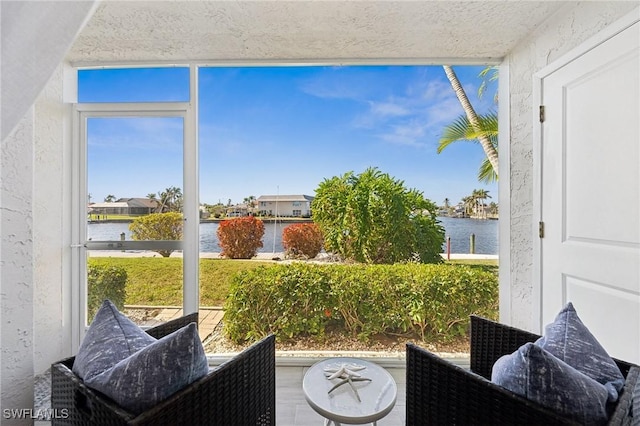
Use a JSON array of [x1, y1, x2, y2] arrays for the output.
[[276, 363, 406, 426]]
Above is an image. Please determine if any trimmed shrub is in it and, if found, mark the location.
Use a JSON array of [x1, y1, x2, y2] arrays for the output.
[[217, 216, 265, 259], [312, 167, 445, 264], [224, 264, 334, 341], [129, 212, 183, 257], [224, 262, 498, 343], [87, 263, 127, 322], [282, 223, 324, 259]]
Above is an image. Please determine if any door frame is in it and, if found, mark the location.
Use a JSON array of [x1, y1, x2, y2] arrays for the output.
[[532, 8, 640, 332], [71, 100, 198, 349]]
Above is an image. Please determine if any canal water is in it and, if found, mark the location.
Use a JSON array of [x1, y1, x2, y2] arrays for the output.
[[88, 217, 498, 255]]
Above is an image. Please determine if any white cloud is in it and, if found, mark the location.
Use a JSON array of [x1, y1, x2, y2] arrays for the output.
[[369, 101, 411, 118], [88, 117, 183, 151]]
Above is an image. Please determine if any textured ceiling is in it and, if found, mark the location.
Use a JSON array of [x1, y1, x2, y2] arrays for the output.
[[67, 1, 568, 65]]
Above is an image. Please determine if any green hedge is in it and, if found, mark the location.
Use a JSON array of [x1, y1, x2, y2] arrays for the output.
[[87, 263, 127, 322], [224, 262, 498, 343]]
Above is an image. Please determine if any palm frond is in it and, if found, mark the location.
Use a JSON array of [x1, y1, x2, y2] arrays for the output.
[[478, 66, 499, 100], [478, 158, 498, 183], [438, 112, 498, 154]]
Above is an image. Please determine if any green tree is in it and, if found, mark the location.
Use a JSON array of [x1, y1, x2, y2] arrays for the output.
[[158, 186, 183, 212], [441, 65, 499, 182], [438, 112, 498, 183], [243, 195, 257, 214], [472, 189, 491, 219], [461, 195, 475, 218], [478, 65, 499, 102], [129, 212, 183, 257], [104, 194, 116, 202], [488, 201, 499, 216], [312, 167, 444, 264]]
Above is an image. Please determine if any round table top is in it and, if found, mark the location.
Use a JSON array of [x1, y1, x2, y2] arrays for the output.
[[302, 357, 397, 425]]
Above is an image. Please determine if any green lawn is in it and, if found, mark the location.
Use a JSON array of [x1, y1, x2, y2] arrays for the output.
[[88, 257, 499, 307], [88, 257, 272, 306], [446, 258, 498, 274]]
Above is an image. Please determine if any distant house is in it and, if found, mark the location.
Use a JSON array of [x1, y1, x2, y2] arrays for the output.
[[89, 198, 160, 216], [225, 203, 253, 217], [257, 194, 314, 217]]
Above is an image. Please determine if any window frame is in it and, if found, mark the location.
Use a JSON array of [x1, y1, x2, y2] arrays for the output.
[[71, 99, 198, 348]]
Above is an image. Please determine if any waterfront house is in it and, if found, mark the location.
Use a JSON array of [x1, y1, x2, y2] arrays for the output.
[[257, 194, 314, 218], [2, 1, 638, 417], [225, 203, 253, 218], [89, 198, 160, 217]]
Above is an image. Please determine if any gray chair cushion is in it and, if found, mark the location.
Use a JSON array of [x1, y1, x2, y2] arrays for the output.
[[85, 322, 209, 415], [632, 376, 640, 426], [492, 342, 611, 426], [536, 302, 625, 401], [72, 300, 156, 381]]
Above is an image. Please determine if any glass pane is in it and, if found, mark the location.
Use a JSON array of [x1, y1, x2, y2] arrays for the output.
[[79, 68, 190, 103], [86, 116, 185, 329]]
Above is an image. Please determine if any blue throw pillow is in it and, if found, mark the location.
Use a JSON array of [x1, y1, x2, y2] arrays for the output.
[[84, 322, 209, 415], [72, 300, 156, 381], [492, 342, 611, 426], [536, 302, 625, 402]]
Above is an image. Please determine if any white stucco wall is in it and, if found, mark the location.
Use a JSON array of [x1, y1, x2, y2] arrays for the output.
[[33, 64, 73, 374], [1, 109, 34, 424], [505, 2, 638, 331]]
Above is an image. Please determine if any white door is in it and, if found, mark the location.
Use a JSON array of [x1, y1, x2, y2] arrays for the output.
[[539, 20, 640, 362]]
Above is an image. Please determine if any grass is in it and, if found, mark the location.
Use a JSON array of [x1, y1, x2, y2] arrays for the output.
[[88, 257, 272, 306], [88, 257, 499, 307], [446, 258, 498, 274]]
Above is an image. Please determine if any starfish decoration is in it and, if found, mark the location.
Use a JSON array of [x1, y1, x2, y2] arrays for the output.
[[323, 363, 371, 402]]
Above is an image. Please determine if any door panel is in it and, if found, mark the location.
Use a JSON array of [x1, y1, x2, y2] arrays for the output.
[[540, 21, 640, 362], [85, 115, 185, 327]]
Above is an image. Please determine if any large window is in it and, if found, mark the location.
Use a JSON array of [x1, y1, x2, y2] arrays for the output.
[[74, 68, 197, 342], [74, 64, 499, 351]]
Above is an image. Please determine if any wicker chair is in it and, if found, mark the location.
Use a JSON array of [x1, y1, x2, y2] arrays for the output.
[[406, 315, 639, 426], [51, 313, 276, 425]]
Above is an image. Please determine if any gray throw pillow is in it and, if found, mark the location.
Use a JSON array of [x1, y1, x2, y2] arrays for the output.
[[633, 376, 640, 426], [84, 322, 209, 415], [492, 342, 611, 426], [535, 302, 625, 402], [72, 300, 156, 381]]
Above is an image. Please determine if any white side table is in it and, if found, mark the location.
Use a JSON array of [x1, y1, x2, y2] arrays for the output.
[[302, 357, 397, 426]]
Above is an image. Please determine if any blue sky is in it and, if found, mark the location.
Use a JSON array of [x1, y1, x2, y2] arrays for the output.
[[80, 65, 498, 207]]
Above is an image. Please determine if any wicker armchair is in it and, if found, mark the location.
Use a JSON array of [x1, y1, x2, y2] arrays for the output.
[[406, 315, 639, 426], [51, 313, 276, 425]]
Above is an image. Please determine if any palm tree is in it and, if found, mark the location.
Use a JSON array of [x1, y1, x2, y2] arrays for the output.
[[461, 196, 475, 218], [488, 201, 499, 217], [442, 65, 499, 179], [478, 66, 499, 102], [442, 198, 453, 217], [104, 194, 116, 202], [243, 195, 257, 214], [158, 186, 183, 212], [472, 189, 491, 219], [438, 112, 498, 183]]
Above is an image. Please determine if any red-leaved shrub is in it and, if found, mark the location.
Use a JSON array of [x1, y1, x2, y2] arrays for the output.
[[282, 223, 324, 259], [217, 216, 265, 259]]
